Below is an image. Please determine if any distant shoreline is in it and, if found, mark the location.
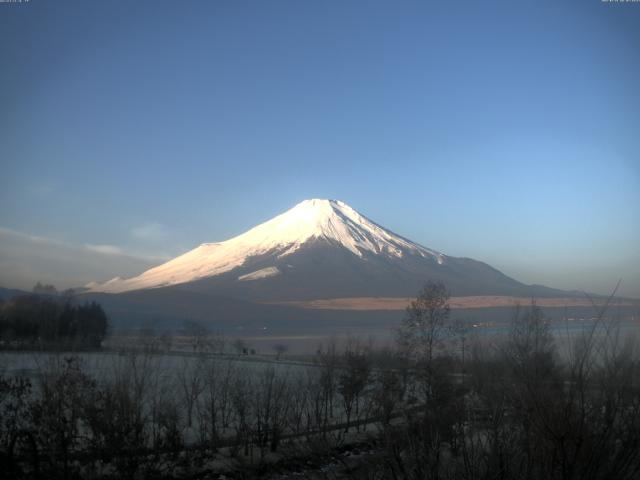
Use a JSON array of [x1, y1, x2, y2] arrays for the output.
[[267, 296, 640, 311]]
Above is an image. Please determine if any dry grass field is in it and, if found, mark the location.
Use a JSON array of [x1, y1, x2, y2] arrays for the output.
[[269, 295, 638, 311]]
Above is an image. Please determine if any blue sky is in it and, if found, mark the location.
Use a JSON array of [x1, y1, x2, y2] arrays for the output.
[[1, 0, 639, 296]]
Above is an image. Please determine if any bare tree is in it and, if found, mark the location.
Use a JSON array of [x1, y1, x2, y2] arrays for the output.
[[82, 350, 162, 477], [209, 331, 226, 354], [198, 358, 235, 449], [177, 357, 204, 428], [232, 338, 247, 355], [338, 340, 371, 431], [315, 339, 340, 435], [287, 372, 310, 435], [372, 354, 407, 427], [159, 332, 173, 352], [182, 320, 209, 353], [252, 366, 290, 456], [273, 343, 288, 360], [31, 356, 94, 478], [450, 318, 470, 377], [397, 281, 451, 364], [139, 324, 160, 353], [397, 281, 452, 403], [230, 369, 251, 457]]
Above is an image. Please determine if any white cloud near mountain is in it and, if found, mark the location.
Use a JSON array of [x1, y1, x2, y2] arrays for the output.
[[131, 222, 169, 241], [0, 227, 162, 291], [84, 244, 124, 255]]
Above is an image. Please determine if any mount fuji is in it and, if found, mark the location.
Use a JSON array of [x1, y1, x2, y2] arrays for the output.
[[88, 199, 565, 302]]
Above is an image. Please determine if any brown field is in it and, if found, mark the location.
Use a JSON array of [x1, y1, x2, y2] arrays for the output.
[[267, 296, 638, 311]]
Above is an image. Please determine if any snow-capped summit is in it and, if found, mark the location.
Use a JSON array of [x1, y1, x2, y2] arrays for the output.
[[223, 198, 442, 260], [89, 199, 445, 293]]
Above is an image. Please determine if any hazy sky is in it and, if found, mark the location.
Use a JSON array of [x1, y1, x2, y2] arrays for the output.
[[1, 0, 639, 297]]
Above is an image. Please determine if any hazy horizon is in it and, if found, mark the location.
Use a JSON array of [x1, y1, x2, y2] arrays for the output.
[[0, 198, 637, 299]]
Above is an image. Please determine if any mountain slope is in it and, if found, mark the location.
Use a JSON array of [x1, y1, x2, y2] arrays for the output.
[[88, 199, 567, 300], [0, 286, 30, 301]]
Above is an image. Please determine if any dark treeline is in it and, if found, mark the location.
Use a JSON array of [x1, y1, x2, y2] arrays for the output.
[[0, 295, 109, 349], [31, 282, 59, 296], [0, 281, 639, 479]]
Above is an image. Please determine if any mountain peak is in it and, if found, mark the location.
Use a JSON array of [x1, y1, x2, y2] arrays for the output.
[[89, 199, 444, 293], [282, 198, 345, 223], [233, 198, 435, 259], [287, 199, 350, 222]]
